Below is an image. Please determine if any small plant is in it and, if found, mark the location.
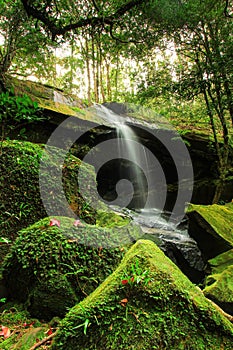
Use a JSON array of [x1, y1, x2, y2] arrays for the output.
[[0, 237, 11, 244], [121, 258, 150, 287], [0, 89, 44, 152]]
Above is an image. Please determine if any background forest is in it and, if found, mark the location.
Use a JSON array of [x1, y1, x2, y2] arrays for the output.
[[1, 0, 232, 203]]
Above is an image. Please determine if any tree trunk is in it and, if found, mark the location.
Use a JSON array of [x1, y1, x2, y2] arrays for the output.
[[84, 37, 91, 105]]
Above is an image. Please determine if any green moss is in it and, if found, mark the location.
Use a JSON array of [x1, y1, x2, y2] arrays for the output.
[[204, 265, 233, 302], [6, 76, 85, 117], [0, 327, 46, 350], [0, 305, 47, 350], [52, 240, 233, 350], [208, 249, 233, 275], [28, 272, 78, 319], [0, 140, 97, 244], [203, 250, 233, 311], [187, 203, 233, 246], [96, 210, 130, 228], [1, 217, 141, 319]]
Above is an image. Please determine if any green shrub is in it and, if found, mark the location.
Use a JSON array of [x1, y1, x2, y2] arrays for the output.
[[0, 90, 44, 147]]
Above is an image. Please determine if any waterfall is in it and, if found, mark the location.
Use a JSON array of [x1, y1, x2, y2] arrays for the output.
[[92, 104, 162, 210], [116, 123, 148, 208], [84, 104, 205, 282]]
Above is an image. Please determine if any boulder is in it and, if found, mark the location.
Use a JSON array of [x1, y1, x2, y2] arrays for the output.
[[204, 249, 233, 315], [0, 140, 97, 244], [187, 203, 233, 260], [1, 216, 141, 319], [52, 240, 233, 350]]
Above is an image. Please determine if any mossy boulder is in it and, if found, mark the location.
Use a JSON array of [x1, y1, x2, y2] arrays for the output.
[[1, 217, 141, 319], [203, 250, 233, 315], [52, 240, 233, 350], [207, 249, 233, 275], [0, 140, 97, 243], [187, 203, 233, 259]]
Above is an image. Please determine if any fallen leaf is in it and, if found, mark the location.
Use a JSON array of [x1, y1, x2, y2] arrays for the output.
[[121, 279, 128, 285], [46, 327, 53, 336], [119, 298, 128, 307], [49, 218, 60, 227], [0, 326, 11, 338], [73, 219, 83, 227]]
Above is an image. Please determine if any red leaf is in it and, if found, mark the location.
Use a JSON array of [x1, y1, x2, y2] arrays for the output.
[[121, 279, 128, 285], [120, 298, 128, 304], [0, 326, 11, 338], [49, 218, 60, 227], [46, 327, 53, 336]]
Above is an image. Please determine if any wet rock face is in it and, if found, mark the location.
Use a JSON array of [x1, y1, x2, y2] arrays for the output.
[[160, 241, 205, 284], [111, 207, 206, 283]]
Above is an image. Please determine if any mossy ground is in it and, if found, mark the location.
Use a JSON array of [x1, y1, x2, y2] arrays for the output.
[[52, 240, 233, 350], [0, 305, 50, 350]]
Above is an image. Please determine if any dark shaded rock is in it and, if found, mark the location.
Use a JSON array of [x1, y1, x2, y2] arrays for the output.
[[160, 240, 205, 284], [27, 273, 78, 320]]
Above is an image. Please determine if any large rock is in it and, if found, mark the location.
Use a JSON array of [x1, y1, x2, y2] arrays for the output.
[[204, 249, 233, 315], [0, 140, 97, 243], [52, 240, 233, 350], [187, 203, 233, 259], [1, 216, 141, 319]]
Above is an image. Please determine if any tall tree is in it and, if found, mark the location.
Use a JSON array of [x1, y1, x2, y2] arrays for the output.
[[169, 1, 233, 202], [0, 0, 54, 88]]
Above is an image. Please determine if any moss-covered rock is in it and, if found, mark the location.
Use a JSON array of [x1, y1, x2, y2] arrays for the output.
[[6, 76, 86, 117], [52, 240, 233, 350], [27, 272, 78, 320], [0, 140, 97, 243], [1, 217, 141, 319], [203, 250, 233, 315], [207, 249, 233, 275], [96, 210, 130, 228], [204, 265, 233, 315], [187, 203, 233, 259]]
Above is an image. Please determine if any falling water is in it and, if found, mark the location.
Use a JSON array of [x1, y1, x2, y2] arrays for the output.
[[116, 123, 148, 208], [92, 104, 159, 209]]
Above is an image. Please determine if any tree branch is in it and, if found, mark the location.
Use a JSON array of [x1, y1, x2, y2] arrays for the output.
[[92, 0, 100, 12], [224, 0, 233, 18], [20, 0, 147, 39], [29, 330, 58, 350]]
